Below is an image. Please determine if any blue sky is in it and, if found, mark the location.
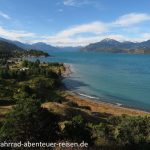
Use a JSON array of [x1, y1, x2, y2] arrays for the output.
[[0, 0, 150, 46]]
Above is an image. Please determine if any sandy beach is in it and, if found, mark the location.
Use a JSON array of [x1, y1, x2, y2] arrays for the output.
[[63, 64, 150, 116], [62, 91, 150, 116]]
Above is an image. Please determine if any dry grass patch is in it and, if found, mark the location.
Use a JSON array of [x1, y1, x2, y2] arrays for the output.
[[0, 106, 12, 121], [62, 91, 150, 116]]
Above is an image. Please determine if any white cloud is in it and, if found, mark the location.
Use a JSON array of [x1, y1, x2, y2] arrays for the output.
[[32, 21, 108, 46], [113, 13, 150, 26], [1, 12, 150, 46], [63, 0, 103, 10], [0, 26, 36, 41], [31, 34, 129, 47], [140, 33, 150, 41], [30, 12, 150, 46], [63, 0, 76, 6], [63, 0, 91, 7], [0, 11, 11, 20], [55, 21, 107, 38], [40, 13, 150, 46]]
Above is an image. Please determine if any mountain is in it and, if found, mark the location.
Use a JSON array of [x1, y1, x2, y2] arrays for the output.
[[82, 38, 123, 53], [55, 46, 82, 52], [1, 37, 150, 54], [0, 40, 25, 58], [0, 37, 31, 50], [0, 40, 50, 58], [11, 41, 31, 49], [0, 40, 23, 52], [99, 38, 121, 45], [82, 38, 150, 54], [30, 43, 81, 52], [0, 37, 80, 52], [139, 40, 150, 48], [31, 42, 58, 52], [120, 41, 137, 49]]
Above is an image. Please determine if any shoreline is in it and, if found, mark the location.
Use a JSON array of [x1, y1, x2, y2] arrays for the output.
[[63, 90, 150, 116], [62, 63, 150, 116]]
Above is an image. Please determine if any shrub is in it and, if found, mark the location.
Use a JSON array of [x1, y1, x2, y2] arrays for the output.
[[0, 98, 60, 142], [63, 115, 93, 145]]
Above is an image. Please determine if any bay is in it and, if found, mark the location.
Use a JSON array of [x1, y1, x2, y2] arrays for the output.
[[34, 51, 150, 111]]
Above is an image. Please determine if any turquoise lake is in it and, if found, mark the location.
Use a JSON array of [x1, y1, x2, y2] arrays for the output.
[[36, 51, 150, 111]]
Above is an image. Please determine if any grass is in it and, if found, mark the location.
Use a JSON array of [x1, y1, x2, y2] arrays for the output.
[[61, 91, 150, 116], [0, 105, 12, 121], [42, 100, 106, 124]]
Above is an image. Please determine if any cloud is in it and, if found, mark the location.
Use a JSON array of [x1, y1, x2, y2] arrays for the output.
[[140, 33, 150, 41], [37, 13, 150, 46], [32, 21, 108, 46], [32, 34, 129, 47], [63, 0, 92, 7], [1, 12, 150, 46], [30, 12, 150, 46], [113, 13, 150, 26], [55, 21, 107, 38], [63, 0, 76, 6], [0, 11, 11, 20], [0, 26, 36, 41]]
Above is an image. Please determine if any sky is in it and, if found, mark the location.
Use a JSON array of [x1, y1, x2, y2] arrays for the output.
[[0, 0, 150, 46]]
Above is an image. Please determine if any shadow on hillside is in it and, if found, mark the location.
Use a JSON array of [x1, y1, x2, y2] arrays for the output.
[[0, 99, 16, 106]]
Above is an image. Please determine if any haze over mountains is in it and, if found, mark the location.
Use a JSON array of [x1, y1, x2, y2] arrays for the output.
[[0, 37, 81, 52], [1, 37, 150, 54], [82, 38, 150, 54]]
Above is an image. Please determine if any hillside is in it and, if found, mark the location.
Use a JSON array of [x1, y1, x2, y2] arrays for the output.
[[0, 37, 81, 52], [0, 40, 23, 52], [0, 40, 49, 58], [0, 40, 24, 58], [82, 38, 150, 54], [0, 59, 150, 150]]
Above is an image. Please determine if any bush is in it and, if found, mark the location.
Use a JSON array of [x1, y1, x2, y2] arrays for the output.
[[92, 115, 150, 149], [63, 115, 93, 145], [0, 98, 60, 142], [66, 101, 79, 108]]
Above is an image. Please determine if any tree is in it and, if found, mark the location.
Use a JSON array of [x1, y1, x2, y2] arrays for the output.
[[35, 59, 40, 67], [22, 60, 28, 67], [63, 115, 93, 144], [0, 98, 60, 142], [116, 116, 150, 145]]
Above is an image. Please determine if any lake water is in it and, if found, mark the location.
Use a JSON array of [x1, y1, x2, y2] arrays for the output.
[[36, 51, 150, 111]]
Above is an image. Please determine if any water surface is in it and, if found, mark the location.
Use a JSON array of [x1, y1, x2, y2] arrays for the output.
[[36, 52, 150, 111]]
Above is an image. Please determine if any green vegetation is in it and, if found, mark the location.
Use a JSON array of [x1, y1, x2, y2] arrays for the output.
[[25, 49, 50, 57], [0, 60, 63, 103], [0, 40, 49, 59], [91, 115, 150, 149], [0, 98, 60, 142], [63, 115, 93, 144], [0, 55, 150, 149]]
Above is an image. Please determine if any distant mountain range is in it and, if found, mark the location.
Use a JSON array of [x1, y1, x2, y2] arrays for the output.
[[0, 39, 50, 58], [82, 38, 150, 54], [1, 37, 150, 54], [0, 37, 81, 52], [0, 40, 23, 53]]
